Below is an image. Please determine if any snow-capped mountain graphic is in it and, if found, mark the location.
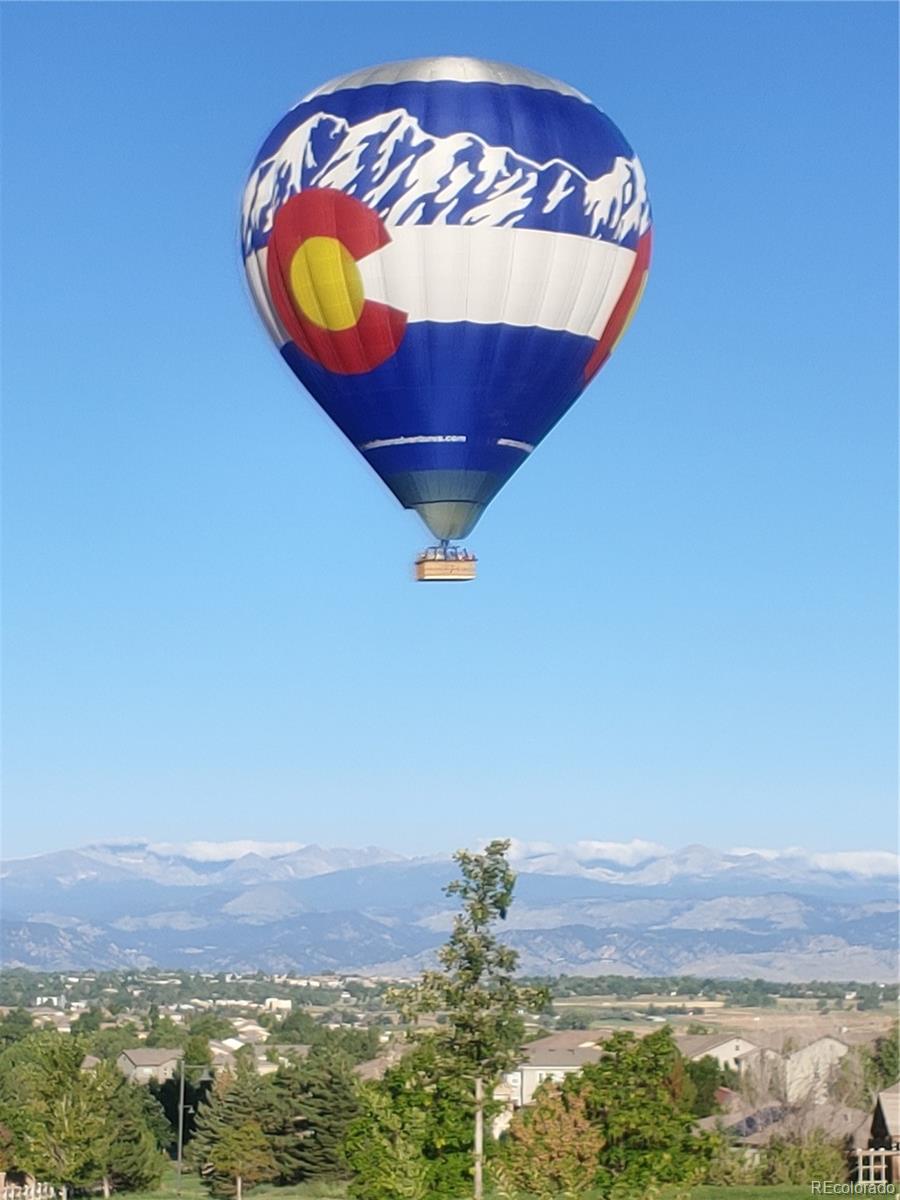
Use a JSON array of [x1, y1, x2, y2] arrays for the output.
[[242, 108, 650, 256]]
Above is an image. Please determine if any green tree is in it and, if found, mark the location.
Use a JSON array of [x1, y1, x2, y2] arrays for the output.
[[185, 1034, 213, 1075], [145, 1016, 186, 1048], [571, 1027, 714, 1193], [71, 1008, 104, 1035], [85, 1024, 143, 1062], [193, 1067, 281, 1196], [761, 1129, 845, 1185], [344, 1085, 430, 1200], [398, 840, 548, 1199], [205, 1122, 276, 1200], [344, 1039, 474, 1200], [0, 1009, 34, 1047], [868, 1021, 899, 1092], [7, 1037, 110, 1200], [685, 1055, 735, 1118], [290, 1050, 359, 1180], [190, 1014, 236, 1041]]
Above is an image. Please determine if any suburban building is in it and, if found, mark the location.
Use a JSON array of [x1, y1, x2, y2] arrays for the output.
[[117, 1047, 183, 1084], [851, 1082, 900, 1186], [491, 1031, 607, 1133], [230, 1018, 268, 1043], [675, 1033, 758, 1071], [264, 997, 292, 1014], [737, 1034, 849, 1105], [870, 1083, 900, 1151]]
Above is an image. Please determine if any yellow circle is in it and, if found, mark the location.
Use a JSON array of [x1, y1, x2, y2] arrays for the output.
[[289, 237, 365, 332]]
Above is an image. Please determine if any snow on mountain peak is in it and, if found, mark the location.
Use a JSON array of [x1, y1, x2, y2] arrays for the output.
[[242, 106, 650, 256]]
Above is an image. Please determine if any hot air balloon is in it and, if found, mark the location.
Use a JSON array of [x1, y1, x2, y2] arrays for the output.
[[242, 56, 651, 580]]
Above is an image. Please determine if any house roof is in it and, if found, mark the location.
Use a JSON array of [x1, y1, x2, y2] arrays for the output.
[[354, 1052, 404, 1082], [119, 1047, 183, 1067], [525, 1031, 606, 1055], [707, 1102, 869, 1147], [522, 1045, 604, 1069], [736, 1032, 848, 1058], [877, 1082, 900, 1137], [676, 1034, 754, 1059]]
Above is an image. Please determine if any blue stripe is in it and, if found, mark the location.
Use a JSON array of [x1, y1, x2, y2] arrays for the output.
[[280, 322, 594, 494], [252, 81, 632, 178]]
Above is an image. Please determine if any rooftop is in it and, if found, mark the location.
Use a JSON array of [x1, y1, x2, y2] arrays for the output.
[[118, 1047, 183, 1067]]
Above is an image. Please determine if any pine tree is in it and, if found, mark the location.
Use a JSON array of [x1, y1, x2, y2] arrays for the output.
[[193, 1067, 281, 1197], [106, 1110, 165, 1193], [207, 1123, 276, 1200], [291, 1050, 359, 1180]]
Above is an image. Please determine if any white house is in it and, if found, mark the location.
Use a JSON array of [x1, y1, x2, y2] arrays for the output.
[[675, 1033, 758, 1072], [493, 1032, 606, 1132], [264, 997, 292, 1014], [738, 1035, 849, 1105], [117, 1047, 183, 1085]]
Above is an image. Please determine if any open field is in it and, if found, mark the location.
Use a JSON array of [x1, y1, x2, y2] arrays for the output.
[[549, 994, 896, 1045]]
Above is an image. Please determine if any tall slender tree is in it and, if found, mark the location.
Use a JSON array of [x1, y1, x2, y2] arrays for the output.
[[398, 839, 548, 1199]]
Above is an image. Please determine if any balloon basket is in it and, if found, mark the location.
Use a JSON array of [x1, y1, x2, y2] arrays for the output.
[[414, 547, 477, 582]]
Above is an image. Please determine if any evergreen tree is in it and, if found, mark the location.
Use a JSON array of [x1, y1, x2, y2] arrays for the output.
[[193, 1067, 281, 1196], [207, 1123, 276, 1200], [291, 1050, 359, 1180], [106, 1110, 165, 1194]]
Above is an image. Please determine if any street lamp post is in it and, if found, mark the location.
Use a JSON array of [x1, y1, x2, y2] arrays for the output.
[[176, 1059, 212, 1195]]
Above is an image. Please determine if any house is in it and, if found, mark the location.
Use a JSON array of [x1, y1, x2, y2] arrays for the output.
[[737, 1034, 848, 1105], [675, 1034, 758, 1072], [701, 1101, 868, 1151], [353, 1044, 407, 1083], [253, 1043, 310, 1077], [230, 1019, 268, 1044], [496, 1032, 606, 1110], [870, 1083, 900, 1151], [851, 1082, 900, 1185], [264, 997, 292, 1014], [117, 1047, 183, 1084]]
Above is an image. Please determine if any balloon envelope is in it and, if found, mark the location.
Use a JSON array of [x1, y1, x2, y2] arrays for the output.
[[242, 56, 652, 541]]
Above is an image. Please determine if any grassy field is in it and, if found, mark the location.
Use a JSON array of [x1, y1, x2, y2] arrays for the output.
[[147, 1165, 812, 1200]]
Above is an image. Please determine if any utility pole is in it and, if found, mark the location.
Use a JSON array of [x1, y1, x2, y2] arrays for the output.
[[176, 1059, 210, 1194], [176, 1057, 186, 1194]]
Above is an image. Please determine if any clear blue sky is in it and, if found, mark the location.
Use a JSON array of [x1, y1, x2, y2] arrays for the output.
[[2, 3, 896, 859]]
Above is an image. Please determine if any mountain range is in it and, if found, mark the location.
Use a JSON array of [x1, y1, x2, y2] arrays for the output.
[[242, 108, 650, 256], [2, 839, 897, 981]]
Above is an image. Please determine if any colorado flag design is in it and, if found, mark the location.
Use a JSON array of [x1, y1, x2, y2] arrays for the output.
[[242, 56, 652, 540]]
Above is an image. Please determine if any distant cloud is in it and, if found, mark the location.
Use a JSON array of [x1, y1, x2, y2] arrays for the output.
[[729, 845, 899, 878], [148, 840, 306, 861], [506, 837, 668, 866]]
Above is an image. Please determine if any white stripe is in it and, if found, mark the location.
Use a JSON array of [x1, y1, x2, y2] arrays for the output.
[[304, 57, 589, 103], [497, 439, 534, 453], [358, 227, 635, 340], [360, 435, 467, 451]]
